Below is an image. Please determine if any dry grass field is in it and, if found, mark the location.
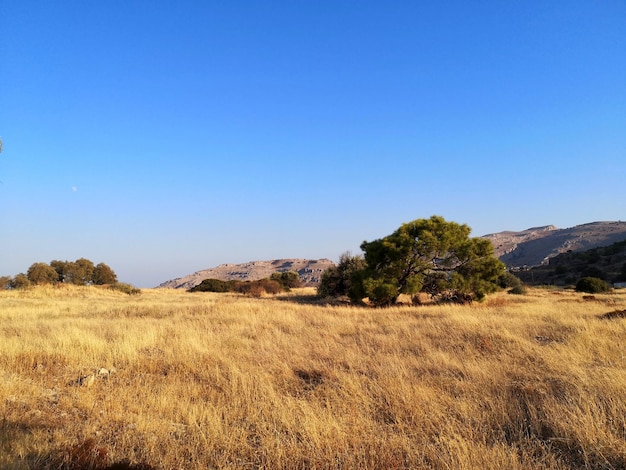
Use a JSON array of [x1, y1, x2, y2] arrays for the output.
[[1, 285, 625, 469]]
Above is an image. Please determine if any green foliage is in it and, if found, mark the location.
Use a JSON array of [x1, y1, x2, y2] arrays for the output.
[[554, 265, 568, 275], [92, 263, 118, 285], [498, 271, 523, 289], [109, 282, 141, 295], [508, 285, 528, 295], [575, 277, 611, 294], [190, 277, 287, 296], [50, 260, 70, 283], [614, 263, 626, 282], [9, 258, 119, 288], [70, 258, 95, 285], [355, 216, 505, 306], [50, 258, 117, 285], [581, 266, 605, 280], [27, 262, 59, 285], [527, 237, 626, 286], [0, 275, 11, 290], [9, 273, 31, 289], [270, 271, 301, 290], [189, 279, 235, 293], [317, 252, 366, 300]]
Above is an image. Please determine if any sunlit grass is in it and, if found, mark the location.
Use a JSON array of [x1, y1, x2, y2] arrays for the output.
[[1, 285, 625, 469]]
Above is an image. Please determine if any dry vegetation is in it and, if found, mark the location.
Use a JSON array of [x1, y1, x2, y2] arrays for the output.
[[1, 285, 626, 469]]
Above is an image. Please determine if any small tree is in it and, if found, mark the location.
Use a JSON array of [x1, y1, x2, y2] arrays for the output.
[[270, 271, 301, 290], [317, 252, 366, 300], [50, 260, 69, 283], [92, 263, 118, 285], [27, 262, 59, 285], [72, 258, 95, 285], [355, 216, 505, 306], [576, 277, 611, 294], [10, 273, 31, 289], [0, 275, 11, 290]]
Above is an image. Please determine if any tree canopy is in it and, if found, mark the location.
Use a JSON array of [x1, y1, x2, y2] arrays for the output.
[[317, 252, 365, 300], [4, 259, 120, 289], [321, 216, 506, 306], [27, 262, 59, 285]]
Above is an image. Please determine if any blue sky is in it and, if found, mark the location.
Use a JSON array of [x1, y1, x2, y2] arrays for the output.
[[1, 1, 625, 287]]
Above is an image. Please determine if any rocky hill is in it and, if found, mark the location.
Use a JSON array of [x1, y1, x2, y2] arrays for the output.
[[158, 258, 335, 290], [482, 221, 626, 268], [158, 222, 626, 289], [515, 237, 626, 286]]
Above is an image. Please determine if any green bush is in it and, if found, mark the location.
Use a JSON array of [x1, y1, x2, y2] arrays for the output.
[[317, 252, 365, 299], [270, 271, 301, 290], [109, 282, 141, 295], [9, 273, 31, 289], [508, 285, 527, 295], [189, 279, 234, 293], [498, 271, 523, 289], [190, 278, 286, 296], [575, 277, 611, 294]]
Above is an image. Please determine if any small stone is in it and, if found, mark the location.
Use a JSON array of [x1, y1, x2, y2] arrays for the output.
[[79, 374, 95, 387]]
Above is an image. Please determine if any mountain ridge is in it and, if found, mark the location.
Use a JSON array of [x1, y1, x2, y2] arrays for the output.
[[483, 221, 626, 268], [157, 221, 626, 289], [158, 258, 334, 290]]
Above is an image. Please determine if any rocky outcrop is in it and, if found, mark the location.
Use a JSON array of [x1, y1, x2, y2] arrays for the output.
[[483, 221, 626, 268], [157, 258, 335, 290]]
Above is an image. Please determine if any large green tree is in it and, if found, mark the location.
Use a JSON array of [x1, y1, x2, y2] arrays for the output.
[[353, 215, 505, 306]]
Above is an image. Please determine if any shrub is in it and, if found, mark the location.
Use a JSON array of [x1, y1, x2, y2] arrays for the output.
[[189, 279, 234, 293], [9, 273, 31, 289], [0, 275, 11, 290], [498, 271, 523, 289], [575, 277, 611, 294], [317, 252, 365, 299], [236, 279, 283, 297], [270, 271, 301, 290], [508, 285, 527, 295], [581, 266, 605, 280], [109, 282, 141, 295]]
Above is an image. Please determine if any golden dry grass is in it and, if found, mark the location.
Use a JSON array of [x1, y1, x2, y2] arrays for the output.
[[1, 285, 625, 469]]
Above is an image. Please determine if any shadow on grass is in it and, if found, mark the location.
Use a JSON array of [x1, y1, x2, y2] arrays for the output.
[[0, 419, 155, 470], [598, 309, 626, 320], [274, 292, 352, 306]]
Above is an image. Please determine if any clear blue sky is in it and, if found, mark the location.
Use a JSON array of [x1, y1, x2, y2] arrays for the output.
[[1, 1, 625, 287]]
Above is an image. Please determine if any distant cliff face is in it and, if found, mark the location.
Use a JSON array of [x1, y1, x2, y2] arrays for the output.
[[482, 221, 626, 268], [157, 258, 335, 289]]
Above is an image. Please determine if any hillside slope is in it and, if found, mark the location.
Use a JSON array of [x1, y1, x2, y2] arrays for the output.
[[158, 258, 334, 289], [483, 221, 626, 268]]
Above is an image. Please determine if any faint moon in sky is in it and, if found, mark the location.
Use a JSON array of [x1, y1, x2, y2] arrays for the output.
[[71, 186, 78, 192]]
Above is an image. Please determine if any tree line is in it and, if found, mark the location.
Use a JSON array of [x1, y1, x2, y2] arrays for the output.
[[1, 258, 118, 290], [189, 271, 301, 297]]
